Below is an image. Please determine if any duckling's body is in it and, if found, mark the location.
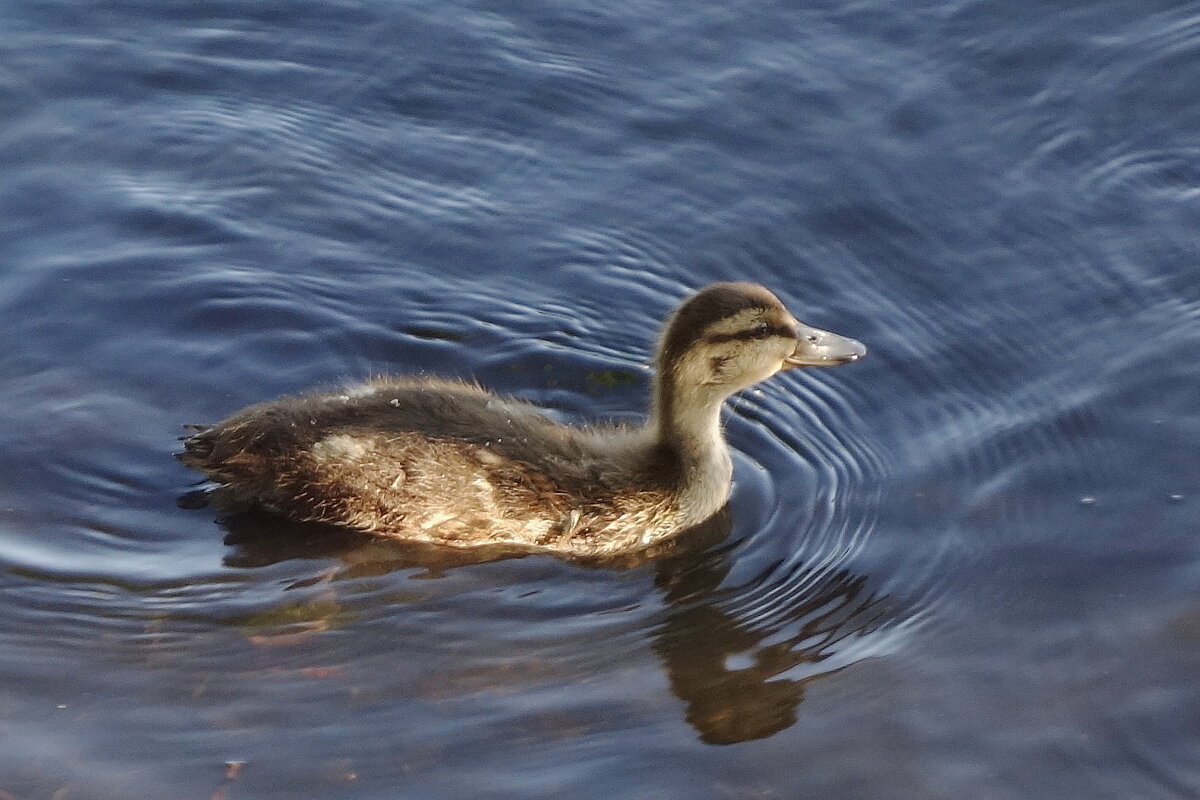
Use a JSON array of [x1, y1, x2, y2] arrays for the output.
[[179, 283, 865, 558], [182, 377, 708, 555]]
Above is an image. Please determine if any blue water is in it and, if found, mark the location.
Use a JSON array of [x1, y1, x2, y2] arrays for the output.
[[1, 1, 1198, 797]]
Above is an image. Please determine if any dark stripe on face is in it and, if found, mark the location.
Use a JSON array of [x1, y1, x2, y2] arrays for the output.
[[705, 324, 796, 345]]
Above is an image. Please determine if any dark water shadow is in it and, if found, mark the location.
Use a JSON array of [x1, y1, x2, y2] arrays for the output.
[[209, 505, 889, 744], [652, 549, 889, 744]]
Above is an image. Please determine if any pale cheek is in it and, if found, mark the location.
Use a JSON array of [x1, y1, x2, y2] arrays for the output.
[[755, 356, 786, 382], [731, 353, 785, 387]]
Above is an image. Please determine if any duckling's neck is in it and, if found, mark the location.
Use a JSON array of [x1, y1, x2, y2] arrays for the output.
[[651, 379, 733, 526]]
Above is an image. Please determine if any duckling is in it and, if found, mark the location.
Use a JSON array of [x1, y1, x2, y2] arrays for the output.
[[178, 282, 865, 558]]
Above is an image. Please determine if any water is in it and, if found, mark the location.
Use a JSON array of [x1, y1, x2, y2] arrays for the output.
[[1, 0, 1198, 797]]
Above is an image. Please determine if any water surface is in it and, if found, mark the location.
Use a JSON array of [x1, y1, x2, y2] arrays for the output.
[[1, 1, 1198, 798]]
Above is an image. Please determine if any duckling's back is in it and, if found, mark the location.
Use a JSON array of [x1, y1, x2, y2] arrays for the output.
[[180, 377, 685, 555]]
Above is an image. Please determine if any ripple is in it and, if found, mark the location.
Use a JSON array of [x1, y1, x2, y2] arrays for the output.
[[1083, 146, 1200, 201]]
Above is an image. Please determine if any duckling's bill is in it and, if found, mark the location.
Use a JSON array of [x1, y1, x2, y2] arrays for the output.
[[782, 324, 867, 368]]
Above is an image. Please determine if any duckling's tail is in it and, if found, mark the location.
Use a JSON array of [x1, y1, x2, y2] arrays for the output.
[[175, 412, 327, 516], [176, 424, 217, 468]]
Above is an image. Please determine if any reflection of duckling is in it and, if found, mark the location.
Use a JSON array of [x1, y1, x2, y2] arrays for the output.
[[179, 283, 865, 558]]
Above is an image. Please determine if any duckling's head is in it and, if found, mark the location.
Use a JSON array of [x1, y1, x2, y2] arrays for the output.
[[655, 282, 866, 414]]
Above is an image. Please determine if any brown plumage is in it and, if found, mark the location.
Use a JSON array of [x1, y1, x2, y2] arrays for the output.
[[178, 282, 865, 558]]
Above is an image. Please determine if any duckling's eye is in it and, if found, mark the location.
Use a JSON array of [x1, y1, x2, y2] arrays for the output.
[[751, 322, 771, 338]]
